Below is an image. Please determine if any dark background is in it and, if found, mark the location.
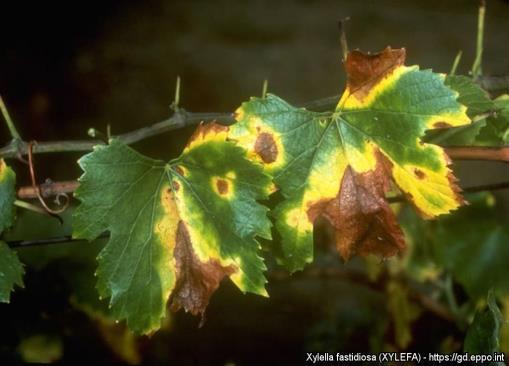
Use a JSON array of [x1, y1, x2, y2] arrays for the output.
[[1, 1, 508, 364]]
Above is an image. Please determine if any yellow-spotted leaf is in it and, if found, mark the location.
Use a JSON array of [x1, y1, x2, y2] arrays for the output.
[[229, 47, 469, 271], [73, 123, 272, 333]]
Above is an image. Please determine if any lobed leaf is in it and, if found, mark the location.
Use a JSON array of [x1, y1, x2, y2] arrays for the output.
[[402, 193, 509, 299], [428, 75, 494, 145], [0, 159, 24, 303], [464, 291, 503, 364], [73, 124, 272, 333], [230, 47, 470, 271], [476, 94, 509, 146], [445, 75, 494, 118], [0, 241, 24, 303], [430, 77, 509, 146]]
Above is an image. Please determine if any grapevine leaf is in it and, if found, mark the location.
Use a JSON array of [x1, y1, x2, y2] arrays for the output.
[[431, 196, 509, 299], [0, 241, 24, 303], [428, 75, 494, 145], [445, 75, 494, 117], [0, 159, 16, 232], [464, 291, 503, 364], [0, 159, 24, 303], [230, 47, 469, 271], [430, 77, 509, 146], [401, 193, 509, 299], [476, 94, 509, 145], [73, 123, 272, 333]]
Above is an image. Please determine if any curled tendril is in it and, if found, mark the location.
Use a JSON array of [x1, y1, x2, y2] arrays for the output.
[[27, 141, 69, 222], [54, 192, 70, 208]]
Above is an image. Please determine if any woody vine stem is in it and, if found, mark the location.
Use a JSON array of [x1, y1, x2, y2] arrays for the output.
[[1, 82, 509, 251], [2, 0, 509, 249], [1, 95, 508, 160], [2, 97, 509, 250]]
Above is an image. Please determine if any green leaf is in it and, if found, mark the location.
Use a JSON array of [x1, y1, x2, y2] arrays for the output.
[[0, 241, 24, 303], [427, 75, 494, 145], [0, 159, 23, 303], [476, 94, 509, 146], [230, 47, 469, 271], [0, 159, 16, 233], [402, 193, 509, 299], [445, 75, 494, 118], [432, 203, 509, 299], [464, 291, 504, 364], [73, 123, 272, 333], [430, 81, 509, 147]]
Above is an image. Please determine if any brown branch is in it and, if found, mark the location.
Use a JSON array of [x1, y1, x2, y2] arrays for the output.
[[445, 146, 509, 162], [14, 179, 509, 202], [17, 180, 79, 199], [15, 169, 509, 202], [2, 75, 508, 160], [0, 111, 233, 159]]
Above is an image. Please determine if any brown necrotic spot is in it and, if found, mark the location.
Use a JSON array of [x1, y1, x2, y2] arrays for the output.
[[169, 222, 236, 325], [254, 132, 278, 163], [174, 165, 184, 176], [216, 179, 228, 195], [433, 121, 452, 128], [413, 168, 426, 179], [164, 188, 172, 200], [172, 181, 180, 191]]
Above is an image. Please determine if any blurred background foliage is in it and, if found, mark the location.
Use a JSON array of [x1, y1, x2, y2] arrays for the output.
[[1, 0, 508, 364]]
